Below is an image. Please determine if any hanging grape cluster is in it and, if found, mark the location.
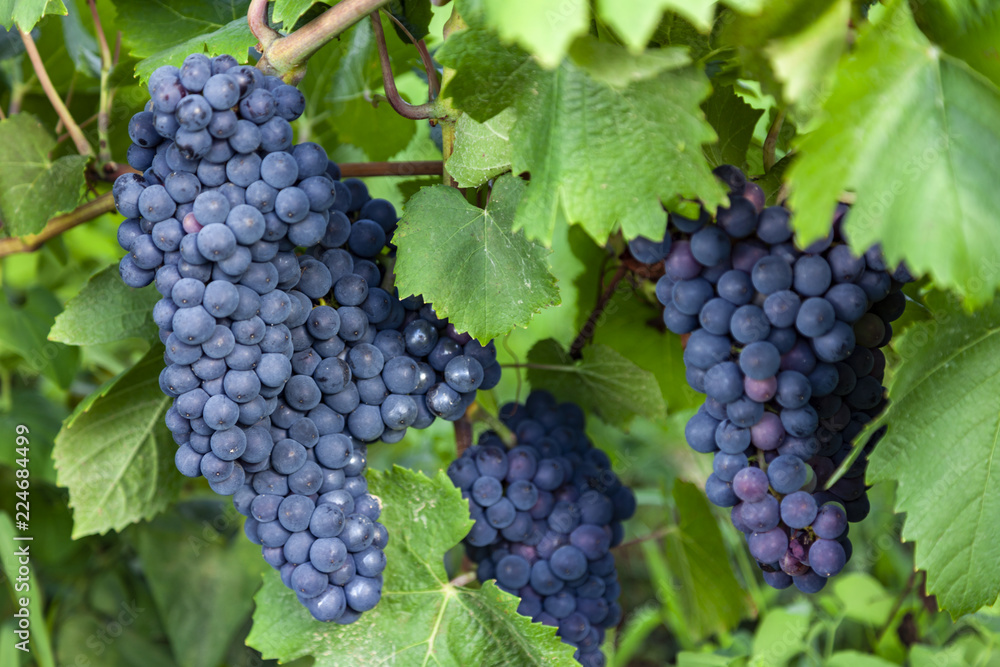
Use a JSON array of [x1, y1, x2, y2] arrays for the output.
[[449, 391, 636, 667], [631, 165, 910, 592], [113, 52, 500, 621]]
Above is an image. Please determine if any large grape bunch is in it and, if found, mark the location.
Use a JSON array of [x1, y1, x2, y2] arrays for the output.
[[111, 52, 500, 621], [631, 165, 911, 593], [448, 391, 636, 667]]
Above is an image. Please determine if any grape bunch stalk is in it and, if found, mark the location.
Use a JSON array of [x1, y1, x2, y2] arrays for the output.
[[112, 52, 500, 622], [631, 165, 911, 593], [449, 391, 636, 667]]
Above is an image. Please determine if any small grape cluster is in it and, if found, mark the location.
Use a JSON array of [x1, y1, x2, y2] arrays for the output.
[[632, 165, 910, 593], [448, 391, 636, 667], [112, 52, 499, 622]]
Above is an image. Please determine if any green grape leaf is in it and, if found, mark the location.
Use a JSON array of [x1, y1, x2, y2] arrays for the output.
[[567, 38, 690, 88], [829, 574, 895, 626], [749, 609, 810, 666], [447, 107, 515, 188], [435, 28, 537, 122], [438, 30, 725, 245], [509, 48, 719, 244], [526, 338, 666, 428], [912, 1, 1000, 88], [867, 295, 1000, 616], [676, 653, 738, 667], [0, 286, 79, 389], [247, 466, 578, 667], [386, 0, 434, 41], [394, 174, 559, 341], [50, 264, 159, 345], [590, 290, 702, 413], [596, 0, 715, 49], [114, 0, 249, 57], [133, 18, 256, 84], [595, 0, 765, 51], [328, 97, 418, 162], [0, 0, 66, 31], [826, 652, 897, 667], [664, 480, 753, 639], [479, 0, 588, 68], [272, 0, 326, 28], [135, 508, 266, 667], [54, 613, 177, 667], [764, 0, 849, 109], [702, 84, 765, 168], [0, 114, 89, 237], [53, 345, 179, 538], [61, 0, 101, 77], [786, 0, 1000, 306]]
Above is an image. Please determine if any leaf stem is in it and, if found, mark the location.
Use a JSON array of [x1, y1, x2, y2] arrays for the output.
[[763, 109, 785, 173], [448, 571, 477, 587], [338, 160, 442, 177], [18, 28, 94, 158], [0, 368, 12, 412], [438, 9, 466, 188], [500, 363, 574, 372], [369, 13, 437, 120], [88, 0, 116, 169], [568, 264, 629, 359], [256, 0, 394, 84], [616, 526, 674, 549], [56, 113, 100, 148], [0, 193, 114, 258], [87, 0, 112, 65]]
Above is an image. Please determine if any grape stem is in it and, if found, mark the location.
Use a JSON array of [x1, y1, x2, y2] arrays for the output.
[[0, 193, 115, 258], [0, 159, 435, 258], [247, 0, 281, 51], [876, 569, 919, 644], [88, 0, 118, 171], [568, 264, 630, 359], [18, 27, 94, 158], [454, 415, 473, 455], [381, 10, 440, 100], [370, 13, 439, 120], [467, 403, 517, 447], [254, 0, 394, 84], [763, 109, 785, 173]]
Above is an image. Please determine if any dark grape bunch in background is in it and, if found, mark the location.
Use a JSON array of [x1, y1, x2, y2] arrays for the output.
[[111, 52, 500, 622], [449, 391, 636, 667], [630, 165, 911, 593]]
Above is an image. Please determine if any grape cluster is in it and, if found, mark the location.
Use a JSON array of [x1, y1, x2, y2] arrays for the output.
[[448, 391, 636, 667], [112, 52, 499, 621], [631, 165, 910, 593]]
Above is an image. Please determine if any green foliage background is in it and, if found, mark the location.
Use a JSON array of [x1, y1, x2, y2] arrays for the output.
[[1, 0, 1000, 665]]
